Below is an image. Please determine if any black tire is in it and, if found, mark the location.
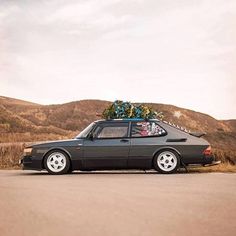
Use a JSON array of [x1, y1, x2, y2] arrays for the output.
[[153, 150, 180, 174], [44, 150, 70, 175], [67, 169, 73, 174]]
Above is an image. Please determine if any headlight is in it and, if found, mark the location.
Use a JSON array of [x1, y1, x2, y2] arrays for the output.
[[23, 148, 33, 156]]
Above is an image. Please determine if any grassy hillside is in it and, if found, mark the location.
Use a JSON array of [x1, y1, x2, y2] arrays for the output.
[[0, 96, 111, 141], [0, 96, 235, 168], [1, 96, 235, 149]]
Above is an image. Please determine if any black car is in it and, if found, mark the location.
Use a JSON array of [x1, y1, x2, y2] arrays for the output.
[[20, 119, 219, 174]]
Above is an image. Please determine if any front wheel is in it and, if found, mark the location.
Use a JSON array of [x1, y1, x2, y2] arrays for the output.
[[44, 151, 70, 175], [154, 150, 180, 174]]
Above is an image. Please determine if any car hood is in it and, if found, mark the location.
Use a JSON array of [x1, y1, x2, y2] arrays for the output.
[[28, 139, 83, 148]]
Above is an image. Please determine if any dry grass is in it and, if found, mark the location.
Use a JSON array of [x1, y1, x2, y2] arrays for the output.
[[0, 132, 75, 143], [0, 143, 236, 172], [0, 143, 24, 169], [187, 162, 236, 173], [212, 148, 236, 164]]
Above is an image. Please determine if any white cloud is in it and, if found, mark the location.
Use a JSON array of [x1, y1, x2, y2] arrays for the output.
[[0, 0, 235, 119]]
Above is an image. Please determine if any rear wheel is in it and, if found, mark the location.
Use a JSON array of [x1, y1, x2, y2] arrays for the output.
[[44, 151, 70, 175], [154, 150, 180, 174]]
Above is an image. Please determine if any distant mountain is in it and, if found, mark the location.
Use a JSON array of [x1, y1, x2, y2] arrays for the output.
[[0, 96, 235, 153]]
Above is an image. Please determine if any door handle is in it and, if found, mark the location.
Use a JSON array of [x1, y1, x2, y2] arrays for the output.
[[120, 139, 129, 143]]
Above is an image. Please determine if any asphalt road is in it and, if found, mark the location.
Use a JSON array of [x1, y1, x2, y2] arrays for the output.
[[0, 170, 236, 236]]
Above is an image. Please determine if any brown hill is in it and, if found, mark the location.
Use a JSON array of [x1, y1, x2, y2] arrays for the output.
[[0, 96, 235, 154]]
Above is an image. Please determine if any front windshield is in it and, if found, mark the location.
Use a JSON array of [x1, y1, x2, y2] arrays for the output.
[[75, 122, 96, 139]]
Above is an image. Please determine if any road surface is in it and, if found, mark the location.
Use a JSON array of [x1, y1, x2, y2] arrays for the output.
[[0, 170, 236, 236]]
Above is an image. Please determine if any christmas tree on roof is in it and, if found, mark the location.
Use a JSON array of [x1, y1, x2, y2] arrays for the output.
[[102, 100, 163, 120]]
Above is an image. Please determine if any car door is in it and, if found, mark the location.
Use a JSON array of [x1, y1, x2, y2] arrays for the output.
[[128, 121, 167, 169], [83, 122, 130, 169]]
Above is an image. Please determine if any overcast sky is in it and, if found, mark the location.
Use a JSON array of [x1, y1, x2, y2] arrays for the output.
[[0, 0, 235, 119]]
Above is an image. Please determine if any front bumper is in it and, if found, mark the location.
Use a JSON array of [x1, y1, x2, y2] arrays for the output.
[[19, 156, 43, 170]]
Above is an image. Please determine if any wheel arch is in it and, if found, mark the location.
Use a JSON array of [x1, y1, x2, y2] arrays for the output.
[[42, 147, 72, 169]]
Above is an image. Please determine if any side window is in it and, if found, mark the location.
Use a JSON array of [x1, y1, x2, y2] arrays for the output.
[[131, 122, 166, 137], [94, 123, 129, 139]]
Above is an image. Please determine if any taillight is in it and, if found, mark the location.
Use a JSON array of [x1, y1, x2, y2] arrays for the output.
[[203, 146, 212, 156]]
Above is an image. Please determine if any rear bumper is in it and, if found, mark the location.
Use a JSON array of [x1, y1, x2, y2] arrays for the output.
[[203, 155, 215, 164], [203, 160, 221, 167], [185, 155, 221, 167], [19, 156, 43, 170], [184, 155, 219, 166]]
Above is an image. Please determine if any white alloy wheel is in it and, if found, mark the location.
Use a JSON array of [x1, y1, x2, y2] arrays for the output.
[[46, 152, 67, 173], [157, 151, 178, 172]]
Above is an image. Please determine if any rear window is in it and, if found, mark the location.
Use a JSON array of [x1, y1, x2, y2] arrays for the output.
[[131, 121, 167, 137]]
